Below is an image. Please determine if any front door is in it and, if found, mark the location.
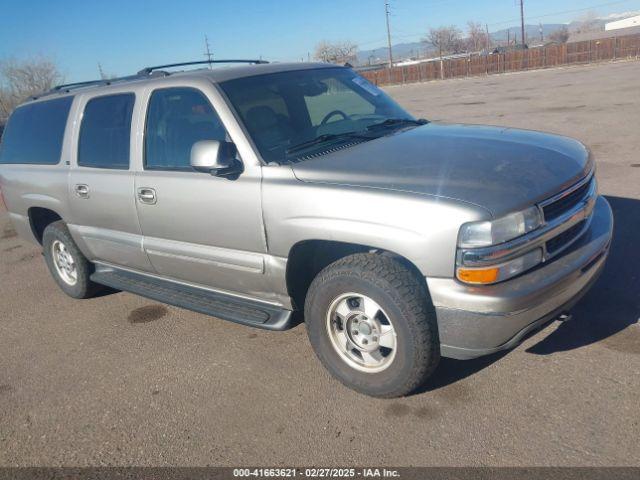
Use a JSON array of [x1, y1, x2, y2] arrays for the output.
[[134, 86, 267, 298], [68, 92, 152, 271]]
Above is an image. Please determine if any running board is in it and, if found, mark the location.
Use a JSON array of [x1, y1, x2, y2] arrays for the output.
[[90, 267, 294, 330]]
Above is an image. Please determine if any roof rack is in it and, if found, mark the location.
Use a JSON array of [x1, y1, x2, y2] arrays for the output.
[[52, 80, 108, 92], [49, 73, 145, 94], [44, 59, 269, 98], [137, 59, 269, 75]]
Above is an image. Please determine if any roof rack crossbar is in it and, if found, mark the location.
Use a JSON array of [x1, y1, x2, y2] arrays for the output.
[[137, 59, 268, 75]]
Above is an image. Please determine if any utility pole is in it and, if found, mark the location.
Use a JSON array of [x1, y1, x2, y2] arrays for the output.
[[486, 24, 491, 51], [385, 1, 393, 68], [204, 35, 213, 67], [520, 0, 526, 46], [539, 23, 544, 44]]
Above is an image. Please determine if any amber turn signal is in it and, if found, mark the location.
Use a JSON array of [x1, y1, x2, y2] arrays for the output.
[[456, 267, 500, 284]]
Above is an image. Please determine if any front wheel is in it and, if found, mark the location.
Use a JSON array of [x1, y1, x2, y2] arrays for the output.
[[305, 253, 440, 398]]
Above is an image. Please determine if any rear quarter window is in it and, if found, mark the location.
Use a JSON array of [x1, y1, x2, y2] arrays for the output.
[[78, 93, 135, 169], [0, 96, 73, 165]]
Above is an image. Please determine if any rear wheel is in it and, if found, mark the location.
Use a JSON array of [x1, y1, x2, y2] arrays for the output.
[[305, 253, 440, 398], [43, 221, 101, 299]]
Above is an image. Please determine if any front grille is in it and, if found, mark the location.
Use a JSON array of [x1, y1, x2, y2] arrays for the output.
[[542, 179, 591, 221], [546, 220, 586, 255]]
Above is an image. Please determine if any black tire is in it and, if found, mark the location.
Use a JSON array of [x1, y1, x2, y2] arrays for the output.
[[42, 220, 101, 299], [305, 253, 440, 398]]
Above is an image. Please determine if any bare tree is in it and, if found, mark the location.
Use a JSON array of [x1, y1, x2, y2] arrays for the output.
[[425, 26, 463, 58], [97, 62, 117, 80], [466, 21, 488, 52], [548, 26, 570, 44], [313, 41, 358, 65], [573, 11, 602, 34], [0, 56, 63, 122]]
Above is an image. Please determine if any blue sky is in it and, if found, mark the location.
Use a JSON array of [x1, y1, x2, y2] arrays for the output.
[[1, 0, 640, 82]]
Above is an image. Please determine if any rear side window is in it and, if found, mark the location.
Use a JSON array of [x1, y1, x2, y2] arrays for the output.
[[145, 88, 227, 170], [0, 97, 73, 165], [78, 93, 134, 169]]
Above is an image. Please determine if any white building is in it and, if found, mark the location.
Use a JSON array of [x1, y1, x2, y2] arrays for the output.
[[605, 14, 640, 31]]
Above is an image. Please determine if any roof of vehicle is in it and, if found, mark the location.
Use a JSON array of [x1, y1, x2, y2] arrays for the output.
[[179, 61, 338, 82], [28, 61, 341, 103]]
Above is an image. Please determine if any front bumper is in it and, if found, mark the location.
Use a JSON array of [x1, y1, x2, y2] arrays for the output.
[[428, 195, 613, 360]]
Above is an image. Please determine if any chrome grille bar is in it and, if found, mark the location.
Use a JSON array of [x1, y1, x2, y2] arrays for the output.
[[458, 176, 597, 268]]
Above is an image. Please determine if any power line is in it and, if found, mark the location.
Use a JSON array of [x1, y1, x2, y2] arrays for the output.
[[355, 0, 637, 48], [488, 0, 636, 26]]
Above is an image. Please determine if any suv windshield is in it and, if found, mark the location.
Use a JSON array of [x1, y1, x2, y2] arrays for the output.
[[220, 67, 417, 163]]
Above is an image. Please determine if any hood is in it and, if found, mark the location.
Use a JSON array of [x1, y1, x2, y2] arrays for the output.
[[291, 123, 593, 217]]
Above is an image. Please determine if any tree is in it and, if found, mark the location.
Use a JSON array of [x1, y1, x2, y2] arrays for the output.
[[573, 11, 601, 34], [425, 26, 463, 58], [0, 56, 63, 123], [313, 41, 358, 65], [466, 21, 488, 52], [97, 62, 117, 80], [548, 26, 570, 44]]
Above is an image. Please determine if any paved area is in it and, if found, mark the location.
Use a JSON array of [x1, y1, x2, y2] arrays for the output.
[[1, 60, 639, 467]]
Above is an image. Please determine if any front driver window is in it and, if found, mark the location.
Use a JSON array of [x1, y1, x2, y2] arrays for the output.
[[145, 87, 227, 170]]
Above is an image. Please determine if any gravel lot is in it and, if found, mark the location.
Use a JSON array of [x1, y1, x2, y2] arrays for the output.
[[1, 60, 639, 467]]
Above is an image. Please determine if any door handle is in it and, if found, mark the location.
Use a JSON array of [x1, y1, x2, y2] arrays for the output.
[[137, 187, 157, 205], [74, 184, 90, 198]]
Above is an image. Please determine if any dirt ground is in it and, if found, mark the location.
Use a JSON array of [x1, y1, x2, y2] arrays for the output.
[[0, 60, 639, 466]]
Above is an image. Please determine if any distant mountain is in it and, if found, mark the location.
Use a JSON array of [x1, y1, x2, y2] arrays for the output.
[[490, 24, 566, 44], [357, 23, 567, 65], [357, 42, 426, 65], [357, 11, 640, 66]]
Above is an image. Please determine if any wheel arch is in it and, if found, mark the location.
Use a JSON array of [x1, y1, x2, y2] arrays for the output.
[[28, 207, 63, 245], [285, 239, 427, 310]]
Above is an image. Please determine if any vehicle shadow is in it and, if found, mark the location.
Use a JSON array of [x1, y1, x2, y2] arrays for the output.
[[93, 285, 120, 298], [526, 195, 640, 355], [415, 351, 508, 394]]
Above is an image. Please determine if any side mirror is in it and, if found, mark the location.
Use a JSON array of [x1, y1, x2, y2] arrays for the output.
[[190, 140, 242, 177]]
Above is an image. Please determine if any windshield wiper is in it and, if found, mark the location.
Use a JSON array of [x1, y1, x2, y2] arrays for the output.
[[286, 131, 372, 155], [366, 118, 429, 131]]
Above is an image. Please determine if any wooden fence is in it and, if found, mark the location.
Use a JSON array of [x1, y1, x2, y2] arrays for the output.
[[361, 33, 640, 86]]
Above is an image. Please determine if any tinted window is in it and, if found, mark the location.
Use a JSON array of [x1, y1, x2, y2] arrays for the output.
[[145, 88, 227, 170], [78, 93, 134, 169], [0, 97, 73, 165]]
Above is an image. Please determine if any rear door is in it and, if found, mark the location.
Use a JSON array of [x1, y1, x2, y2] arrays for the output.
[[134, 85, 267, 297], [67, 91, 152, 271]]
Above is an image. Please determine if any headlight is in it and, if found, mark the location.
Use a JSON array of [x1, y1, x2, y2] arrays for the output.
[[458, 206, 543, 248], [457, 248, 543, 285]]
